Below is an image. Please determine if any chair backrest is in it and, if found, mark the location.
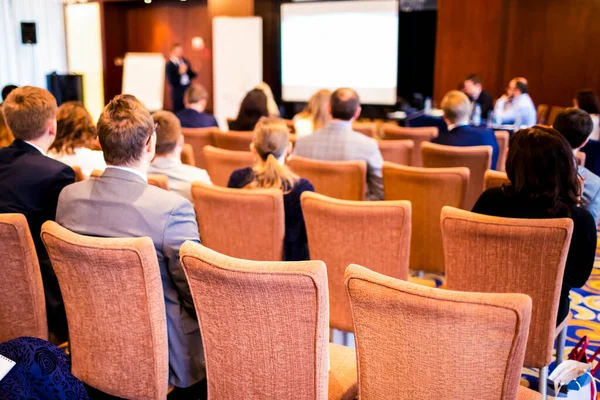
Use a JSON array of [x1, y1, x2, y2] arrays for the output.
[[353, 122, 379, 138], [576, 151, 586, 167], [214, 130, 254, 152], [484, 170, 510, 190], [377, 139, 413, 166], [288, 156, 367, 200], [202, 145, 255, 186], [537, 104, 550, 125], [180, 242, 330, 400], [40, 221, 168, 399], [494, 130, 509, 172], [181, 127, 217, 169], [147, 174, 169, 191], [440, 207, 573, 368], [90, 169, 102, 178], [383, 162, 469, 273], [72, 166, 86, 182], [191, 182, 285, 261], [301, 192, 411, 332], [345, 264, 532, 400], [0, 214, 47, 342], [181, 143, 196, 166], [381, 124, 438, 167], [421, 142, 492, 210], [548, 106, 566, 126]]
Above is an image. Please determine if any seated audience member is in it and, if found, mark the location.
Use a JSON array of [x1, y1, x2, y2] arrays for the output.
[[293, 88, 384, 200], [463, 73, 493, 119], [47, 101, 106, 177], [0, 86, 75, 341], [493, 78, 537, 127], [175, 84, 218, 129], [228, 117, 314, 261], [472, 126, 596, 323], [228, 89, 269, 131], [553, 108, 600, 225], [1, 84, 17, 102], [574, 89, 600, 140], [56, 95, 205, 397], [255, 81, 281, 117], [293, 89, 332, 137], [149, 110, 212, 201], [0, 105, 14, 147], [433, 90, 500, 170]]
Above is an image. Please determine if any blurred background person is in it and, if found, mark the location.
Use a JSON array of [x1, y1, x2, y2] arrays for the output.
[[574, 89, 600, 140], [228, 89, 269, 131], [176, 84, 218, 129], [255, 81, 281, 117], [293, 89, 332, 137], [166, 43, 197, 113], [493, 77, 537, 127], [463, 73, 493, 119]]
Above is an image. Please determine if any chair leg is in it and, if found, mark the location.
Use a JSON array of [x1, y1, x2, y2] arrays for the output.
[[555, 326, 567, 365], [539, 366, 548, 400]]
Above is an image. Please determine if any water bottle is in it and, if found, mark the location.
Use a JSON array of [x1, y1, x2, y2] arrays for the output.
[[487, 111, 494, 128], [472, 104, 482, 126], [424, 97, 432, 114]]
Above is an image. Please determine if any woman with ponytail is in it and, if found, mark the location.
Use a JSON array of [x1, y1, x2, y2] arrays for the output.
[[228, 117, 315, 261]]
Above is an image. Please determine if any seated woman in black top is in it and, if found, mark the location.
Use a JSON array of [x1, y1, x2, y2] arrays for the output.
[[473, 125, 597, 324], [228, 117, 315, 261], [228, 89, 269, 131]]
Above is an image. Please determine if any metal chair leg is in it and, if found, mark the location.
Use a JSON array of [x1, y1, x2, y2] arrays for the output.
[[555, 326, 567, 365], [539, 365, 548, 400]]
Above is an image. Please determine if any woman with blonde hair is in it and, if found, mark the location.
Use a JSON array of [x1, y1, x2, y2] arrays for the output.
[[0, 105, 14, 148], [255, 81, 280, 117], [228, 117, 314, 261], [293, 89, 332, 137]]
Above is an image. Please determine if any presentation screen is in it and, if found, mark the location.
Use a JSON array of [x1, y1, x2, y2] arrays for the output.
[[281, 1, 399, 105]]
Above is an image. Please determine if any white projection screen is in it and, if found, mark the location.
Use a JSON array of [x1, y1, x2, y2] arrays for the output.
[[281, 1, 399, 105]]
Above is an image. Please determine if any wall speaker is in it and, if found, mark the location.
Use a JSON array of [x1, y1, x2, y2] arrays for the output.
[[21, 22, 37, 45]]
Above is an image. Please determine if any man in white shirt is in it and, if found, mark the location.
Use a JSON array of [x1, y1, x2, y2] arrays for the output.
[[494, 78, 537, 127], [166, 43, 197, 113]]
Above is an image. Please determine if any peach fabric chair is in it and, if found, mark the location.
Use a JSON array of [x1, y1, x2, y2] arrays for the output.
[[422, 142, 492, 210], [0, 214, 47, 342], [72, 166, 85, 182], [288, 156, 367, 201], [181, 143, 196, 166], [381, 124, 438, 166], [191, 182, 285, 261], [494, 130, 509, 172], [547, 106, 566, 126], [377, 140, 413, 166], [202, 145, 254, 186], [537, 104, 549, 125], [484, 170, 510, 190], [90, 169, 102, 178], [352, 122, 378, 138], [40, 221, 168, 399], [214, 130, 254, 152], [441, 207, 573, 399], [575, 151, 586, 167], [147, 174, 169, 191], [345, 264, 538, 400], [301, 192, 411, 333], [383, 162, 468, 274], [180, 242, 358, 400], [181, 127, 217, 169]]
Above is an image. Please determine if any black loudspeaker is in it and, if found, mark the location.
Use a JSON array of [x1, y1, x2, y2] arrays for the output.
[[21, 22, 37, 45], [46, 73, 84, 106]]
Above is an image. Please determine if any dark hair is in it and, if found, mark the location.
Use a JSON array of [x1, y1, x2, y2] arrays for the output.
[[515, 81, 528, 94], [465, 74, 482, 85], [553, 108, 593, 149], [2, 85, 17, 102], [330, 88, 360, 121], [504, 125, 580, 216], [231, 89, 268, 131], [575, 89, 600, 115]]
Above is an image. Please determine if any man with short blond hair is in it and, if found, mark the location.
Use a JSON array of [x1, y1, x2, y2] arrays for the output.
[[0, 86, 76, 342], [176, 84, 218, 128]]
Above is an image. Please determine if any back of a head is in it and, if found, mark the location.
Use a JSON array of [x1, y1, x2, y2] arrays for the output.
[[576, 89, 600, 115], [307, 89, 332, 130], [153, 110, 182, 155], [2, 86, 57, 141], [553, 108, 593, 149], [441, 90, 471, 124], [237, 89, 269, 122], [255, 82, 280, 117], [97, 94, 153, 166], [51, 101, 97, 154], [2, 85, 17, 102], [184, 84, 209, 106], [515, 80, 528, 95], [330, 88, 360, 121]]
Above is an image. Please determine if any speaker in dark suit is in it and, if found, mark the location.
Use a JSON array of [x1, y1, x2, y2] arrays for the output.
[[166, 44, 197, 113]]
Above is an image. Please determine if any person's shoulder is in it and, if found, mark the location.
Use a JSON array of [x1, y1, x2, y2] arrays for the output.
[[349, 129, 378, 147], [476, 186, 506, 204], [59, 179, 93, 201], [571, 205, 596, 228], [228, 167, 253, 187], [295, 177, 315, 192], [144, 183, 192, 211]]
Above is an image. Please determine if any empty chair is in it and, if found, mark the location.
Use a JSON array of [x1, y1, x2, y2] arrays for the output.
[[301, 192, 411, 333], [181, 127, 217, 169], [494, 130, 509, 172], [147, 174, 169, 191], [352, 122, 378, 138], [422, 142, 492, 210], [0, 214, 47, 342], [72, 166, 85, 182], [191, 182, 285, 261], [288, 156, 367, 200], [203, 145, 254, 186], [381, 124, 438, 166], [383, 163, 468, 273], [181, 143, 196, 166], [41, 222, 168, 399], [214, 130, 254, 152], [547, 106, 566, 126], [484, 170, 510, 190], [345, 264, 537, 400], [537, 104, 549, 125], [377, 140, 413, 166]]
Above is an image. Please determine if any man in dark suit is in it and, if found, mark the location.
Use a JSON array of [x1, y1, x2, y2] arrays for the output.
[[175, 84, 218, 128], [433, 90, 499, 170], [463, 74, 494, 119], [166, 43, 197, 113], [0, 86, 75, 341]]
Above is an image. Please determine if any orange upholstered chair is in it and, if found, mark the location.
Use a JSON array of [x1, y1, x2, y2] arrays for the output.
[[537, 105, 550, 125], [381, 124, 438, 166], [181, 127, 217, 169], [547, 106, 566, 126], [181, 143, 196, 166], [421, 142, 492, 210], [180, 242, 358, 400], [214, 130, 254, 152], [191, 182, 285, 261], [40, 221, 168, 399], [72, 166, 85, 182], [301, 192, 411, 333], [288, 156, 367, 201], [441, 207, 573, 398], [575, 151, 586, 167], [484, 170, 510, 190], [147, 174, 169, 191], [377, 140, 413, 166], [352, 122, 379, 138], [345, 264, 537, 400], [0, 214, 47, 342], [494, 130, 509, 172], [202, 145, 254, 186], [383, 163, 469, 274]]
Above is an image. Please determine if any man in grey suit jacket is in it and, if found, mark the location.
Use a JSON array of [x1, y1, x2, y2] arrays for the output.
[[56, 95, 205, 397], [292, 88, 384, 200]]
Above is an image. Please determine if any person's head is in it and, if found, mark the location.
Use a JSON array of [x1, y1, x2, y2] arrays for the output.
[[171, 43, 184, 58], [329, 88, 361, 121], [235, 89, 269, 128], [153, 110, 183, 157], [507, 78, 528, 98], [2, 86, 57, 149], [441, 90, 471, 125], [574, 89, 600, 115], [2, 85, 17, 102], [553, 108, 593, 151], [255, 82, 280, 117], [305, 89, 332, 131], [463, 74, 482, 98], [0, 106, 14, 148], [505, 125, 580, 215], [50, 102, 97, 155], [247, 117, 297, 192], [184, 84, 209, 112], [97, 94, 155, 168]]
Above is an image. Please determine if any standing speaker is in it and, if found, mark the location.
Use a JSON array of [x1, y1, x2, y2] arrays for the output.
[[21, 22, 37, 44]]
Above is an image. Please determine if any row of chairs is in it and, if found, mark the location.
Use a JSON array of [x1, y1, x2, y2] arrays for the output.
[[537, 105, 566, 126]]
